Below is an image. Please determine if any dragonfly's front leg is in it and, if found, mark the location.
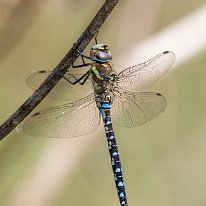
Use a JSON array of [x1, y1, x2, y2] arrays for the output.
[[59, 70, 91, 85], [58, 45, 93, 85], [71, 60, 91, 69], [72, 44, 92, 68]]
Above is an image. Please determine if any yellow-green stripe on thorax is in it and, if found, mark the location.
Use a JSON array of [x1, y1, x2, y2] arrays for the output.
[[91, 64, 103, 80], [91, 62, 116, 99], [91, 62, 113, 80]]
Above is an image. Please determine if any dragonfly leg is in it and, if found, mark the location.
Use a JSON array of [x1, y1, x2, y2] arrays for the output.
[[58, 70, 90, 85], [71, 51, 92, 68], [77, 52, 92, 61], [72, 43, 92, 67], [95, 30, 99, 44], [71, 60, 91, 68], [70, 71, 90, 85]]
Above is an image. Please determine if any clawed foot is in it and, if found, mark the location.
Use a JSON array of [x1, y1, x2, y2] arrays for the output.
[[73, 43, 82, 55]]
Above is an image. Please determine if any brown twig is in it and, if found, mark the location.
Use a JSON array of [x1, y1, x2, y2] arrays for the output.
[[0, 0, 119, 140]]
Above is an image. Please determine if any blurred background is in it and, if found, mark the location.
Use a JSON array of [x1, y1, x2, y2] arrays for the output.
[[0, 0, 206, 206]]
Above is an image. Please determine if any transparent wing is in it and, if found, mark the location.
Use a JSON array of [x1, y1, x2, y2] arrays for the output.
[[18, 94, 100, 138], [111, 92, 167, 127], [26, 70, 94, 101], [117, 51, 175, 92]]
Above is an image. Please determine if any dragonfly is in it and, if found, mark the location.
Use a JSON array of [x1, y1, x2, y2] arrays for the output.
[[20, 43, 175, 206]]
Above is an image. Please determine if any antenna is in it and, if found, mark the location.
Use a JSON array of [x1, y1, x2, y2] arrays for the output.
[[95, 31, 99, 44]]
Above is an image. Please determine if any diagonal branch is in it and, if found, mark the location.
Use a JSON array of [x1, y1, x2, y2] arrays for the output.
[[0, 0, 119, 140]]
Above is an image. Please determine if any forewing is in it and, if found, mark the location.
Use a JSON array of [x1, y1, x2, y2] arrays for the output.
[[26, 70, 93, 101], [111, 92, 167, 127], [19, 94, 100, 138], [117, 51, 175, 92]]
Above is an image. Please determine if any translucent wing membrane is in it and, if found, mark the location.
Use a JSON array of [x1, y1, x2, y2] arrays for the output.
[[21, 51, 174, 138], [26, 70, 93, 101], [117, 51, 175, 92], [111, 92, 167, 127], [20, 94, 100, 138]]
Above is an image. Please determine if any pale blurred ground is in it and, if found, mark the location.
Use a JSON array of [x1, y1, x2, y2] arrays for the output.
[[0, 0, 206, 206]]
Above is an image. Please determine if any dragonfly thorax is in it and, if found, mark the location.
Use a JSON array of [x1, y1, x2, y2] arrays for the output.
[[91, 62, 117, 101]]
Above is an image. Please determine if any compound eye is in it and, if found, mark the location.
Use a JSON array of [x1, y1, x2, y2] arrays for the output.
[[96, 51, 106, 61], [107, 51, 112, 60]]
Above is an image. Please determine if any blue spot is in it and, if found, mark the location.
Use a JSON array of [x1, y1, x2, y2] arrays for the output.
[[100, 109, 106, 118], [105, 121, 112, 125], [101, 103, 111, 109]]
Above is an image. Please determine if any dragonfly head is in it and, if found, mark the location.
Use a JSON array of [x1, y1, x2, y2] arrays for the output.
[[90, 44, 112, 63]]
